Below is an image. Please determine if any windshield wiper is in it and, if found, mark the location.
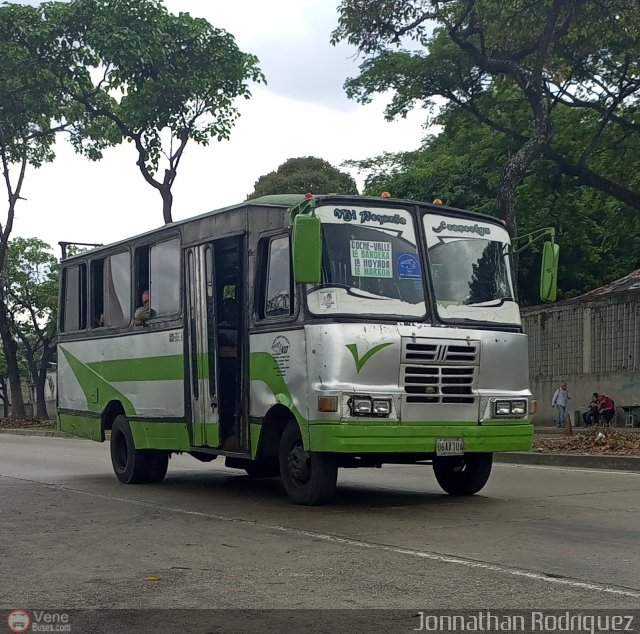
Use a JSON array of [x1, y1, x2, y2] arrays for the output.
[[309, 283, 391, 301], [465, 296, 514, 307]]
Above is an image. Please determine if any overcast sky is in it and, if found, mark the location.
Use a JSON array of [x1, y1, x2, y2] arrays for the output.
[[12, 0, 428, 254]]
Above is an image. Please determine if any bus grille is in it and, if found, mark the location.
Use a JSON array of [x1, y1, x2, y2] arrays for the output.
[[402, 341, 479, 364], [401, 338, 479, 404]]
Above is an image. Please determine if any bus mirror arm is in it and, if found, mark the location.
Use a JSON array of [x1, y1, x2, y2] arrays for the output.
[[511, 227, 555, 255], [288, 196, 316, 227]]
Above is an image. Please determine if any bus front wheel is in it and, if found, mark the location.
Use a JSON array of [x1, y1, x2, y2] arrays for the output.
[[279, 420, 337, 505], [433, 452, 493, 496], [110, 415, 169, 484]]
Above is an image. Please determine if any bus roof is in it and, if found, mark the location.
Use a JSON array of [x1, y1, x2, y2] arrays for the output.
[[61, 193, 502, 262]]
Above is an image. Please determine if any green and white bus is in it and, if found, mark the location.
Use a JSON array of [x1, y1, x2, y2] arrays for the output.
[[57, 194, 558, 505]]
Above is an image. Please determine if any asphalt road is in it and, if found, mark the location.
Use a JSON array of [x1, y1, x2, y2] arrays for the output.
[[1, 435, 639, 632]]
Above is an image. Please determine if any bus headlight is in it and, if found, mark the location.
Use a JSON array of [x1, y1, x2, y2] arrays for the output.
[[493, 399, 528, 416], [350, 397, 372, 415], [348, 396, 392, 417], [372, 399, 391, 416]]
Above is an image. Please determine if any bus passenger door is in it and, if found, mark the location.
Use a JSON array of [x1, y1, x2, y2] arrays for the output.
[[185, 245, 219, 447]]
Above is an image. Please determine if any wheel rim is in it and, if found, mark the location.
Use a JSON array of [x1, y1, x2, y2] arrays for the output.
[[287, 438, 311, 485], [452, 458, 467, 474], [114, 430, 129, 471]]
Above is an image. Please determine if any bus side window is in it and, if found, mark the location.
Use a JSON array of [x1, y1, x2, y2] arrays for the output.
[[258, 235, 293, 320], [61, 264, 87, 332], [91, 252, 131, 328], [90, 259, 104, 327], [135, 237, 180, 322], [105, 252, 131, 326]]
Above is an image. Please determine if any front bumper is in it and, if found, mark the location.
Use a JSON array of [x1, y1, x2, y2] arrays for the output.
[[308, 421, 533, 453]]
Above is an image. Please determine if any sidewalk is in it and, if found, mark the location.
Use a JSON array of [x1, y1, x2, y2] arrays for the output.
[[1, 427, 639, 471], [534, 425, 640, 437], [494, 451, 640, 471]]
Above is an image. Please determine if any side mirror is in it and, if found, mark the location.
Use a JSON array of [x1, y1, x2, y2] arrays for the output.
[[539, 241, 559, 302], [292, 213, 322, 284]]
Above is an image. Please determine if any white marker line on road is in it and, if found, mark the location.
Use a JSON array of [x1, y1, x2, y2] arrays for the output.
[[497, 463, 640, 476], [6, 473, 640, 600]]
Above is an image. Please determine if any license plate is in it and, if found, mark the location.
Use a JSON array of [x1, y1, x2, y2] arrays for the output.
[[436, 438, 464, 456]]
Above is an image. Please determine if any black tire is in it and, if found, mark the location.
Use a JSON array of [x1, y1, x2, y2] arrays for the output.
[[433, 452, 493, 496], [110, 415, 168, 484], [146, 451, 169, 483], [279, 420, 337, 505]]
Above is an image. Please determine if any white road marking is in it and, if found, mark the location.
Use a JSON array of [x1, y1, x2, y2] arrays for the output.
[[4, 473, 640, 600], [496, 462, 640, 476]]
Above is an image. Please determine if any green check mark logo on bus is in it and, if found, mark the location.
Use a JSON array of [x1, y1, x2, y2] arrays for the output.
[[346, 342, 393, 374]]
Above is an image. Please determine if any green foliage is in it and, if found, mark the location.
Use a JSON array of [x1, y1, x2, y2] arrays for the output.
[[0, 3, 66, 169], [6, 237, 59, 322], [249, 157, 358, 198]]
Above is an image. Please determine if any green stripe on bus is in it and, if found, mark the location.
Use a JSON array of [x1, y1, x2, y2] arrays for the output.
[[59, 346, 136, 415], [58, 413, 102, 441], [86, 355, 185, 382], [249, 351, 304, 428]]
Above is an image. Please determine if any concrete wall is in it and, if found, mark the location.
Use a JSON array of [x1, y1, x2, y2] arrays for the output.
[[522, 294, 640, 426]]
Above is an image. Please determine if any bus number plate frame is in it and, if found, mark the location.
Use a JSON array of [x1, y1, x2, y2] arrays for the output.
[[436, 438, 464, 456]]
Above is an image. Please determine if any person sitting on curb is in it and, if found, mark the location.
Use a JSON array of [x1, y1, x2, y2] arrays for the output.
[[598, 394, 616, 426], [582, 393, 600, 427]]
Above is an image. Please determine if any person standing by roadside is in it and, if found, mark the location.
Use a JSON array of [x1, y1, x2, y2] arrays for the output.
[[552, 382, 571, 428]]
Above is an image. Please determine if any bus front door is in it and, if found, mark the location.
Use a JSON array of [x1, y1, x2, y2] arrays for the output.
[[185, 245, 219, 447]]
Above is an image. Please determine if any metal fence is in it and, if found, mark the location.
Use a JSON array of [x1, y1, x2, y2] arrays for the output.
[[522, 294, 640, 378]]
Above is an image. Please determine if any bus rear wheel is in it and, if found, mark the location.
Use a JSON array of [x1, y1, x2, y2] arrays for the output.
[[279, 420, 337, 505], [433, 452, 493, 496], [110, 415, 169, 484]]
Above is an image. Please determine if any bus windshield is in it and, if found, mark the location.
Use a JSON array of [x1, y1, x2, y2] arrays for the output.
[[424, 213, 519, 325], [307, 205, 427, 318]]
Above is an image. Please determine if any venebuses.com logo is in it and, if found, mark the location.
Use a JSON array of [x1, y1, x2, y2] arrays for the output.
[[5, 609, 71, 633], [7, 610, 30, 633]]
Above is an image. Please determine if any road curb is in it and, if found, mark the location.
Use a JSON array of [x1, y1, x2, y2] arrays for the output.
[[0, 428, 76, 439], [495, 451, 640, 471]]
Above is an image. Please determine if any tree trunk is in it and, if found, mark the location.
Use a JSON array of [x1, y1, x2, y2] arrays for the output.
[[496, 125, 549, 238], [0, 303, 26, 418], [161, 186, 173, 225], [34, 371, 49, 419], [34, 345, 55, 420], [0, 376, 8, 417]]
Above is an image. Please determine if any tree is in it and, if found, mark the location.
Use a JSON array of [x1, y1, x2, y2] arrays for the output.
[[0, 3, 72, 418], [249, 157, 358, 198], [43, 0, 264, 223], [5, 238, 58, 419], [332, 0, 640, 237]]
